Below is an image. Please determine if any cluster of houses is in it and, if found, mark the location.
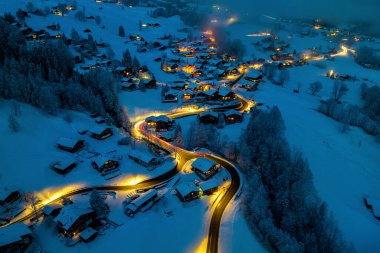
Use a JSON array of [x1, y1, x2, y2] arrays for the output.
[[198, 110, 243, 125], [118, 68, 156, 91], [175, 158, 222, 202]]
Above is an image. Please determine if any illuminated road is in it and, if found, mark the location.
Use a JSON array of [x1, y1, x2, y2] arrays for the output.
[[2, 91, 249, 253]]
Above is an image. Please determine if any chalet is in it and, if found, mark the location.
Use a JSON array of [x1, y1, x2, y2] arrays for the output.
[[90, 126, 113, 140], [120, 79, 136, 91], [0, 188, 21, 206], [52, 159, 78, 175], [187, 82, 200, 91], [176, 182, 200, 202], [145, 115, 174, 131], [54, 204, 96, 237], [224, 110, 243, 124], [128, 150, 161, 168], [218, 87, 235, 101], [91, 157, 119, 173], [43, 204, 63, 217], [199, 179, 219, 195], [244, 75, 263, 84], [79, 227, 97, 242], [198, 111, 219, 124], [125, 189, 158, 217], [139, 72, 156, 88], [162, 90, 178, 103], [0, 223, 32, 253], [182, 90, 194, 101], [57, 138, 84, 153], [191, 158, 220, 180], [170, 81, 187, 90], [113, 66, 132, 77]]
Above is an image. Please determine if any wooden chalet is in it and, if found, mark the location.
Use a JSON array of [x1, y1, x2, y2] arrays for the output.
[[176, 183, 200, 202], [43, 204, 63, 218], [52, 159, 78, 175], [218, 86, 235, 101], [0, 223, 32, 253], [198, 111, 219, 124], [91, 157, 119, 173], [182, 90, 194, 101], [191, 158, 220, 180], [54, 204, 96, 237], [57, 138, 85, 153], [90, 126, 113, 140], [120, 78, 136, 91], [199, 179, 220, 195], [128, 150, 161, 168], [223, 110, 243, 124], [145, 115, 174, 131], [125, 189, 158, 217], [162, 90, 178, 103], [0, 188, 21, 206]]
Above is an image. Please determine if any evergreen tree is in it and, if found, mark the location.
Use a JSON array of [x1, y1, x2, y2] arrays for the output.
[[173, 123, 184, 147], [90, 190, 110, 220], [118, 25, 125, 37], [121, 49, 132, 68], [132, 56, 140, 73]]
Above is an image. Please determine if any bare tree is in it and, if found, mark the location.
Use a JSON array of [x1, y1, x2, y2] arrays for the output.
[[332, 81, 348, 102], [309, 81, 323, 96]]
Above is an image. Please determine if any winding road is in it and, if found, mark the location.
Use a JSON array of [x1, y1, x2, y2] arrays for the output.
[[2, 95, 250, 253]]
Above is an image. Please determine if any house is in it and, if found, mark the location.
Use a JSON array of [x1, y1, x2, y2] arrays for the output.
[[199, 179, 220, 195], [52, 159, 78, 175], [57, 138, 85, 153], [158, 131, 174, 142], [79, 227, 97, 242], [182, 90, 194, 101], [223, 110, 243, 124], [145, 115, 174, 131], [170, 81, 187, 90], [198, 111, 219, 124], [218, 86, 235, 101], [125, 189, 158, 217], [0, 223, 32, 253], [120, 81, 136, 91], [162, 90, 178, 103], [128, 150, 161, 168], [91, 157, 119, 173], [176, 182, 200, 202], [90, 126, 113, 140], [54, 204, 96, 237], [43, 204, 63, 217], [0, 188, 21, 206], [191, 158, 220, 180]]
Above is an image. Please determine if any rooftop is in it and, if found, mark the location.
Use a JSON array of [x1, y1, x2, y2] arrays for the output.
[[191, 158, 217, 173]]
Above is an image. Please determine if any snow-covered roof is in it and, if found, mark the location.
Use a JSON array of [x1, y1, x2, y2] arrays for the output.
[[176, 182, 199, 197], [90, 126, 110, 135], [54, 204, 93, 231], [191, 158, 217, 173], [127, 189, 158, 212], [128, 150, 156, 164], [79, 227, 97, 241], [43, 204, 62, 216], [205, 89, 217, 96], [164, 90, 178, 96], [199, 111, 218, 119], [218, 86, 233, 97], [0, 223, 31, 247], [159, 131, 175, 140], [0, 187, 19, 201], [199, 179, 220, 192], [57, 137, 81, 148], [93, 156, 112, 167], [187, 83, 199, 90], [145, 115, 172, 123], [54, 159, 77, 171], [224, 110, 241, 117]]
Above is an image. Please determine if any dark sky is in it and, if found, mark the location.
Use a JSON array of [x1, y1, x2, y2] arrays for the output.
[[217, 0, 380, 32]]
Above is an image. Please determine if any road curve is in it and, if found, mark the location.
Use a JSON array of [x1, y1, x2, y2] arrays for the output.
[[2, 96, 247, 253]]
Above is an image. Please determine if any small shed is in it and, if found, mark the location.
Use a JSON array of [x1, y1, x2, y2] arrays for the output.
[[57, 138, 85, 153]]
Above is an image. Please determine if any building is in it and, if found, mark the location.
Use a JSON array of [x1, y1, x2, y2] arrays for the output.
[[223, 110, 243, 124], [199, 179, 220, 195], [91, 157, 119, 173], [42, 204, 63, 217], [128, 150, 161, 168], [125, 189, 158, 217], [0, 223, 32, 253], [54, 204, 96, 237], [198, 111, 219, 124], [57, 138, 85, 153], [181, 90, 194, 101], [52, 159, 78, 175], [176, 182, 200, 202], [162, 90, 178, 103], [145, 115, 174, 132], [158, 131, 174, 142], [191, 158, 220, 180], [79, 227, 97, 242], [218, 86, 235, 101], [0, 188, 21, 206], [90, 126, 113, 140]]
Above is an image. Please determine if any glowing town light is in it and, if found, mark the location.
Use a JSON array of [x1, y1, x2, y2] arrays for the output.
[[226, 17, 237, 26], [203, 30, 213, 36], [210, 19, 218, 23], [182, 65, 196, 74]]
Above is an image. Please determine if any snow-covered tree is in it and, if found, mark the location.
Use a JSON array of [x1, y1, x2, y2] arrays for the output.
[[74, 10, 86, 21], [118, 25, 125, 37], [132, 56, 140, 73], [332, 80, 348, 102], [121, 49, 132, 68], [309, 81, 323, 96], [90, 190, 110, 220], [173, 123, 184, 147]]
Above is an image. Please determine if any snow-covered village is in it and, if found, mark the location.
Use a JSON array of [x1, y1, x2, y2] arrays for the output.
[[0, 0, 379, 252]]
